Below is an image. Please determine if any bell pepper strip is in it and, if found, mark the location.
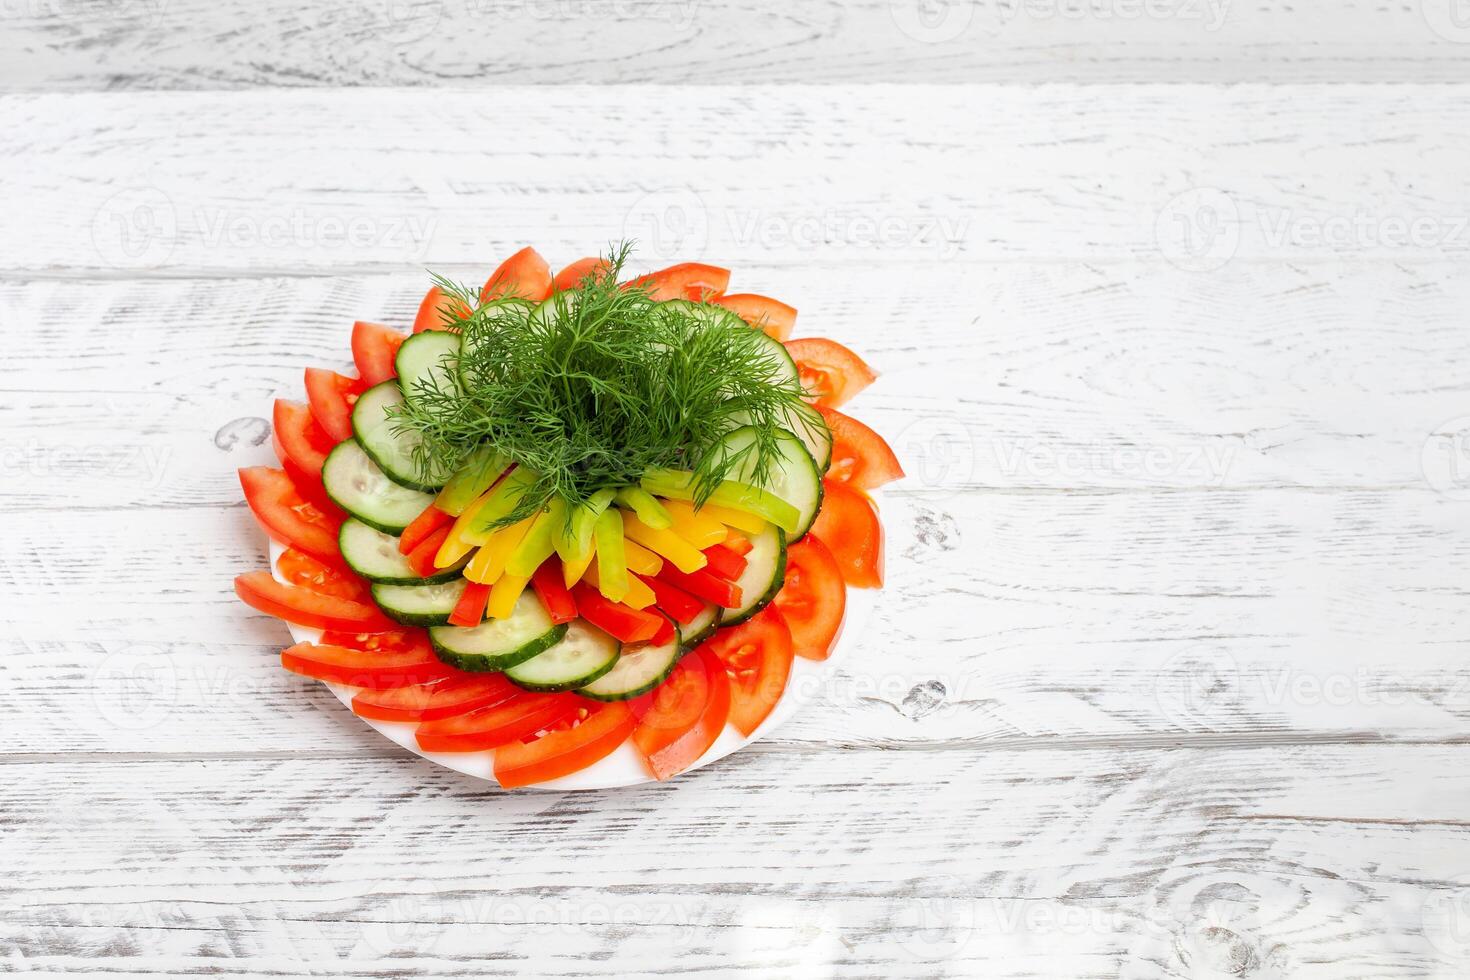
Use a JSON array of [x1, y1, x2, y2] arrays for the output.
[[493, 701, 636, 789], [704, 605, 794, 736], [551, 256, 609, 293], [592, 508, 630, 602], [648, 612, 677, 647], [236, 572, 396, 633], [482, 246, 553, 303], [656, 565, 742, 610], [465, 516, 534, 584], [627, 262, 730, 302], [412, 285, 471, 334], [276, 546, 368, 601], [689, 501, 766, 535], [631, 646, 731, 780], [639, 469, 799, 535], [416, 693, 580, 752], [486, 573, 531, 620], [573, 583, 662, 643], [809, 480, 884, 588], [773, 533, 847, 660], [584, 564, 657, 610], [622, 514, 708, 574], [530, 560, 579, 624], [722, 530, 753, 556], [458, 468, 541, 545], [641, 574, 704, 625], [620, 539, 664, 577], [558, 488, 615, 562], [399, 504, 455, 556], [406, 526, 454, 576], [659, 500, 729, 549], [785, 337, 877, 409], [304, 367, 365, 444], [282, 641, 450, 690], [713, 293, 797, 342], [351, 320, 405, 386], [239, 467, 342, 562], [448, 581, 493, 628], [817, 406, 905, 490], [272, 399, 335, 480], [505, 500, 566, 577], [701, 543, 748, 582], [561, 538, 596, 589], [434, 448, 512, 516], [614, 487, 672, 530]]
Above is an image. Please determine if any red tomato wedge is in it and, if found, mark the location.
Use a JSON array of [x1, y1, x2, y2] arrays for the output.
[[808, 480, 883, 588], [816, 406, 904, 490], [448, 581, 492, 628], [701, 543, 747, 582], [239, 466, 342, 562], [351, 321, 405, 385], [629, 262, 730, 302], [272, 399, 335, 479], [413, 286, 471, 334], [656, 565, 742, 609], [631, 646, 731, 780], [531, 561, 579, 624], [786, 337, 877, 408], [236, 571, 396, 632], [352, 673, 520, 723], [641, 575, 704, 625], [304, 368, 365, 444], [272, 444, 343, 522], [276, 546, 368, 601], [399, 504, 454, 555], [483, 246, 553, 303], [713, 294, 797, 342], [321, 627, 433, 654], [416, 693, 579, 752], [773, 534, 846, 660], [551, 256, 609, 293], [495, 700, 636, 788], [704, 605, 795, 736], [573, 584, 663, 643], [281, 641, 448, 689]]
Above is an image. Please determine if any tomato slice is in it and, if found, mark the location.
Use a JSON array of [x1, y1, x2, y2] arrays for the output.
[[572, 584, 663, 643], [713, 294, 797, 342], [276, 546, 368, 601], [816, 406, 904, 490], [785, 337, 877, 408], [656, 565, 741, 609], [630, 646, 730, 780], [416, 693, 579, 752], [239, 466, 342, 562], [701, 543, 747, 581], [399, 504, 454, 556], [320, 627, 431, 652], [494, 700, 636, 788], [304, 368, 366, 445], [281, 640, 448, 689], [773, 534, 846, 660], [236, 571, 396, 632], [629, 262, 730, 302], [483, 246, 553, 302], [551, 256, 609, 293], [704, 605, 794, 735], [641, 574, 704, 625], [272, 399, 335, 480], [413, 286, 471, 334], [351, 321, 405, 385], [808, 480, 883, 588], [531, 561, 578, 624], [447, 580, 491, 628], [352, 673, 519, 723], [272, 444, 344, 521]]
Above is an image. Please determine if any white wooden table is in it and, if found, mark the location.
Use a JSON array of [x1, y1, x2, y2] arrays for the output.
[[5, 7, 1470, 976]]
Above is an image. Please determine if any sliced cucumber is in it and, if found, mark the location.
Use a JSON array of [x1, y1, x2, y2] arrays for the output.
[[352, 381, 449, 492], [746, 321, 801, 388], [395, 330, 460, 405], [578, 632, 682, 701], [729, 402, 832, 474], [371, 578, 467, 627], [458, 298, 536, 388], [714, 425, 822, 541], [429, 592, 566, 672], [338, 518, 465, 584], [504, 619, 621, 692], [679, 603, 721, 653], [719, 523, 786, 625], [322, 440, 436, 535]]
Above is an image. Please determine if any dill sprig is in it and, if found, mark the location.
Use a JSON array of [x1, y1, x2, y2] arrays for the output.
[[392, 244, 814, 530]]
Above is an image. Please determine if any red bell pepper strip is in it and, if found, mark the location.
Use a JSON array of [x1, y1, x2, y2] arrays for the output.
[[407, 526, 454, 577], [399, 504, 455, 555], [572, 584, 663, 643], [656, 565, 743, 609], [641, 574, 704, 625], [531, 560, 579, 625], [701, 543, 747, 582], [448, 581, 492, 628], [649, 613, 676, 647]]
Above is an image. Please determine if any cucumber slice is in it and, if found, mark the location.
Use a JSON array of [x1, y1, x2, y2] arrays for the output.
[[714, 425, 822, 541], [322, 440, 436, 535], [578, 633, 682, 701], [352, 381, 449, 492], [338, 518, 466, 584], [504, 620, 621, 692], [729, 402, 832, 474], [395, 331, 460, 405], [719, 523, 786, 625], [429, 592, 567, 672], [664, 300, 800, 389], [679, 603, 720, 653], [371, 578, 467, 627]]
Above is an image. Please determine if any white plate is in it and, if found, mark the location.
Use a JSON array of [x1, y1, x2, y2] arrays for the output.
[[269, 529, 873, 790]]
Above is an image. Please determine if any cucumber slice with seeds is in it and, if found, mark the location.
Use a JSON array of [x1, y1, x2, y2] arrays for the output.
[[395, 331, 460, 405], [719, 523, 786, 625], [429, 592, 566, 672], [321, 440, 436, 535], [371, 578, 467, 627], [352, 381, 449, 492], [578, 632, 682, 701], [679, 603, 721, 653], [714, 426, 822, 541], [338, 518, 465, 584], [504, 620, 621, 692]]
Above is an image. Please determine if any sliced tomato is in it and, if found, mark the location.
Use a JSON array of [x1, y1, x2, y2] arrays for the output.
[[551, 256, 609, 293], [399, 504, 455, 556], [713, 293, 797, 342], [494, 700, 636, 788], [304, 368, 366, 445], [321, 627, 433, 654], [641, 575, 704, 625], [239, 466, 342, 562], [773, 534, 846, 660], [276, 546, 368, 601], [413, 286, 471, 334], [808, 480, 883, 588], [483, 246, 553, 302], [531, 561, 578, 624], [272, 399, 335, 480], [416, 693, 579, 752], [656, 565, 741, 609], [786, 337, 877, 408], [704, 605, 794, 735], [353, 673, 519, 723], [407, 526, 453, 578], [631, 646, 730, 780], [272, 445, 344, 521], [236, 571, 396, 632], [818, 406, 903, 490], [448, 581, 492, 628], [629, 262, 730, 302], [573, 584, 663, 643], [281, 640, 448, 689], [351, 321, 405, 385], [701, 543, 747, 582]]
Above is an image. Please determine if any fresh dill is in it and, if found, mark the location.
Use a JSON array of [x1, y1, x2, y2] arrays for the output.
[[391, 244, 817, 530]]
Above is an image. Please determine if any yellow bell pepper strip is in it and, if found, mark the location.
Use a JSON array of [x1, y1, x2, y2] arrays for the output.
[[465, 516, 535, 584], [659, 500, 728, 549], [621, 539, 664, 577], [557, 488, 616, 566], [684, 500, 766, 535], [460, 468, 541, 545], [434, 508, 485, 569], [434, 447, 512, 516], [639, 468, 798, 535], [614, 487, 672, 530], [562, 539, 596, 589], [593, 509, 630, 603], [506, 499, 566, 578], [584, 564, 657, 610], [622, 513, 708, 574], [487, 573, 531, 619]]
